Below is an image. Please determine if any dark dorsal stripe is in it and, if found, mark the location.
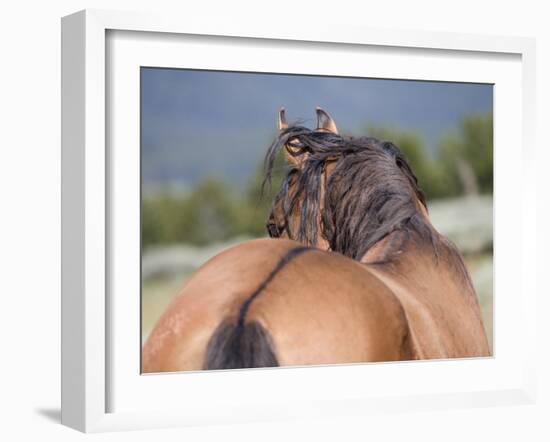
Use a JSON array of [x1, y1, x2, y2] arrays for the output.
[[237, 246, 312, 327]]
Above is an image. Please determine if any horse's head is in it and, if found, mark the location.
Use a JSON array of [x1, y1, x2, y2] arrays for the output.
[[265, 107, 339, 250], [264, 107, 430, 261]]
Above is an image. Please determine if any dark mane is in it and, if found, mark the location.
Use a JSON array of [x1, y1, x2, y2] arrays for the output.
[[264, 126, 438, 262]]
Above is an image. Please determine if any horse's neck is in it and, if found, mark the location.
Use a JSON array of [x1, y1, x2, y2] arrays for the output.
[[360, 228, 475, 297], [359, 229, 410, 266]]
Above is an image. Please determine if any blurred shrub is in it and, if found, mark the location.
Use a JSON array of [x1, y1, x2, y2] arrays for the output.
[[438, 113, 493, 195], [143, 178, 242, 247], [142, 153, 287, 249], [367, 113, 493, 199]]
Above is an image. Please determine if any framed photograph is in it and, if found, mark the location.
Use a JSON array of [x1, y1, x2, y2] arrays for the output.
[[61, 9, 537, 432]]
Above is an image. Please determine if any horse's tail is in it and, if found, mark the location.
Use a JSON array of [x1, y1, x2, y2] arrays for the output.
[[203, 319, 279, 370]]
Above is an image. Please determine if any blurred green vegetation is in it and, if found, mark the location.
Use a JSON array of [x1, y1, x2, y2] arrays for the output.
[[142, 151, 286, 248], [142, 113, 493, 249], [368, 113, 493, 199]]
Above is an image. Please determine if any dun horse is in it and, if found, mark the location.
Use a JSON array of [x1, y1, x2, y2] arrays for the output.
[[142, 107, 490, 372]]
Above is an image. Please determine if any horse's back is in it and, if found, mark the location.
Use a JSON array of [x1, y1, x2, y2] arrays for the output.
[[142, 238, 412, 372]]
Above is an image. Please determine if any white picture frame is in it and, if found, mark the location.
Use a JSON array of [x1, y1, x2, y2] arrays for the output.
[[61, 9, 537, 433]]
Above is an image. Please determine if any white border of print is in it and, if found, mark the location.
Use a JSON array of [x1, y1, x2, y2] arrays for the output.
[[61, 9, 537, 433]]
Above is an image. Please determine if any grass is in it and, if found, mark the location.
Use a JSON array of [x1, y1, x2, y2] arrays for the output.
[[141, 272, 191, 343]]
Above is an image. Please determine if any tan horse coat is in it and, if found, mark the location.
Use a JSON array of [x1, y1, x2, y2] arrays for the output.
[[142, 235, 488, 373]]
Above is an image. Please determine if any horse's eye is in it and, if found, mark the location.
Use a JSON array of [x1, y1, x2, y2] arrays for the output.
[[267, 223, 280, 238]]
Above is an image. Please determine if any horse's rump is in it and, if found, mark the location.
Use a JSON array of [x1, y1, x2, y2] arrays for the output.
[[142, 238, 413, 372]]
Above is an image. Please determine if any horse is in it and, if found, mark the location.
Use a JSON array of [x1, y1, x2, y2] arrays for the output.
[[142, 107, 490, 373]]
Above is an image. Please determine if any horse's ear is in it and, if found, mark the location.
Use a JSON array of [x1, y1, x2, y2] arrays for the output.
[[316, 107, 338, 134], [277, 107, 288, 131], [278, 107, 302, 166]]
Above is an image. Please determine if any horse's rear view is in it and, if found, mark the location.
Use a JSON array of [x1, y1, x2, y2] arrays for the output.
[[142, 108, 490, 373]]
